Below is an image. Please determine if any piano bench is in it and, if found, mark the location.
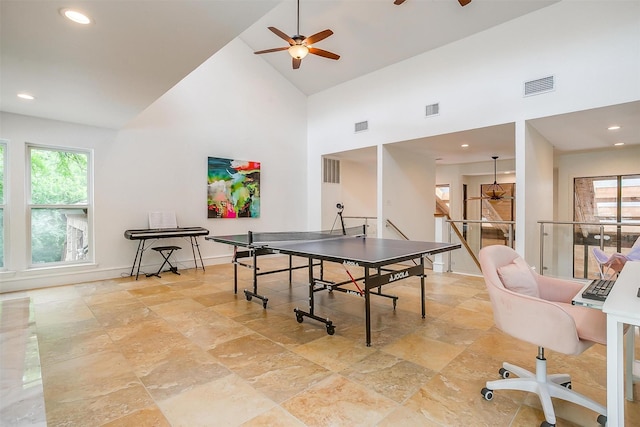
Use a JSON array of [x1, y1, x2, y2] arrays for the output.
[[146, 246, 181, 278]]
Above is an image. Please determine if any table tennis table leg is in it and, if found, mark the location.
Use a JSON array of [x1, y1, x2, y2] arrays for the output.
[[293, 257, 335, 335], [242, 248, 269, 309], [421, 257, 426, 318], [365, 266, 372, 347]]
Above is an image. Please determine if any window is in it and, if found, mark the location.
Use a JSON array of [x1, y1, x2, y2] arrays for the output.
[[573, 174, 640, 278], [0, 141, 5, 268], [435, 184, 449, 215], [28, 145, 92, 266]]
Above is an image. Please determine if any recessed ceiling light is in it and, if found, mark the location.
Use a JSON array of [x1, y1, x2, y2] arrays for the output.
[[614, 142, 625, 146], [17, 93, 35, 100], [608, 125, 621, 130], [461, 144, 469, 148], [60, 8, 92, 25]]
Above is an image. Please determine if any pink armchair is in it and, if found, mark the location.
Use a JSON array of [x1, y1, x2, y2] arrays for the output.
[[479, 245, 607, 427]]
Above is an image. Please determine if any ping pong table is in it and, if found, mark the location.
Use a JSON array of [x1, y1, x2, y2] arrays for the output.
[[207, 229, 460, 346]]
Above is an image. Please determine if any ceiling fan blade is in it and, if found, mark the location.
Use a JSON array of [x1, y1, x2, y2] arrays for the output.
[[308, 47, 340, 60], [459, 0, 472, 6], [304, 29, 333, 45], [254, 46, 290, 55], [268, 27, 295, 45], [394, 0, 407, 4], [292, 58, 302, 69]]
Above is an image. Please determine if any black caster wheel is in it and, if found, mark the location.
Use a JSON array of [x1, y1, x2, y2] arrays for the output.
[[326, 325, 335, 335], [597, 414, 607, 426], [392, 300, 397, 310], [262, 300, 268, 309], [499, 368, 510, 379], [540, 421, 555, 427], [246, 295, 252, 302], [295, 313, 304, 323], [560, 381, 572, 389], [481, 387, 493, 401]]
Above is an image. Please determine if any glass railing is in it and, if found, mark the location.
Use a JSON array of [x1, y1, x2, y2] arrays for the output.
[[445, 219, 515, 275], [538, 220, 640, 279]]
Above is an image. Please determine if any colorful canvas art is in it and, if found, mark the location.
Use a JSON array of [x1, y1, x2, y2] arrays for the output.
[[207, 157, 260, 218]]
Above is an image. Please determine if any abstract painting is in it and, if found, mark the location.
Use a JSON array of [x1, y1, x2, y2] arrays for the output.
[[207, 157, 260, 218]]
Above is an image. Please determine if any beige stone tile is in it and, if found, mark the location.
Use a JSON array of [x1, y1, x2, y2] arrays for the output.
[[438, 304, 495, 330], [282, 374, 397, 426], [402, 372, 520, 426], [90, 299, 159, 329], [101, 405, 171, 427], [340, 350, 436, 403], [38, 326, 115, 366], [106, 318, 189, 369], [75, 279, 126, 297], [165, 306, 254, 350], [382, 332, 466, 372], [159, 375, 276, 427], [413, 316, 486, 346], [83, 289, 136, 306], [241, 406, 305, 426], [34, 298, 95, 326], [147, 297, 206, 318], [137, 345, 232, 401], [127, 284, 173, 297], [292, 334, 373, 372], [42, 350, 154, 426]]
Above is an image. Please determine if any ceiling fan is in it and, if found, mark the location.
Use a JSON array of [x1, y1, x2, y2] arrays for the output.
[[394, 0, 472, 6], [467, 156, 513, 202], [253, 0, 340, 70]]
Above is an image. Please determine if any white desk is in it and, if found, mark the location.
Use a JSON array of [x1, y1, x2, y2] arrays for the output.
[[603, 261, 640, 426]]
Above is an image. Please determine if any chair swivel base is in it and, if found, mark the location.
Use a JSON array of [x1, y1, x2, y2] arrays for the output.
[[481, 358, 606, 427]]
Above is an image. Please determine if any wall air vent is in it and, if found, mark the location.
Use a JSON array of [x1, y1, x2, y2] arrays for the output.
[[354, 120, 368, 133], [524, 75, 555, 97], [323, 158, 340, 184], [425, 103, 440, 117]]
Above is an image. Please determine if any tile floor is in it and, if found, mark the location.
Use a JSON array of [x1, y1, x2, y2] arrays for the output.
[[1, 257, 639, 426]]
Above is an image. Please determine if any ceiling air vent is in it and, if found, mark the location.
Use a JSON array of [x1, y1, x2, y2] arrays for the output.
[[323, 158, 340, 184], [354, 120, 368, 133], [524, 75, 555, 97], [425, 103, 440, 117]]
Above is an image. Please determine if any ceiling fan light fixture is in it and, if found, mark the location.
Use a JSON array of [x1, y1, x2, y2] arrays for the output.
[[289, 44, 309, 59], [60, 8, 92, 25]]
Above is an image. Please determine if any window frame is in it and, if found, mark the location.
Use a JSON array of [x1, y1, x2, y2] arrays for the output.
[[26, 143, 94, 268], [0, 140, 6, 270]]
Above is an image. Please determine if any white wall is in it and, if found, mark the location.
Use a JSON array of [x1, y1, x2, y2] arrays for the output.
[[306, 1, 640, 238], [381, 145, 434, 240], [321, 158, 377, 233], [0, 39, 308, 292]]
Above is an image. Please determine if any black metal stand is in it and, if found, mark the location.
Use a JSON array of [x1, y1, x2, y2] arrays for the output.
[[146, 246, 181, 278]]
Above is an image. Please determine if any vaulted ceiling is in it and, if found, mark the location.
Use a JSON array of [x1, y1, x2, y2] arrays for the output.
[[1, 1, 638, 162]]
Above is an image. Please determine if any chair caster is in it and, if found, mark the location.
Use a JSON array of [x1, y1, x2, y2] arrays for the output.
[[560, 381, 572, 389], [540, 421, 555, 427], [481, 387, 493, 401], [326, 324, 335, 335], [499, 367, 510, 378], [597, 414, 607, 426]]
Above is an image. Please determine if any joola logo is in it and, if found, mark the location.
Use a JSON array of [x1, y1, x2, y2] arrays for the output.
[[343, 261, 359, 267], [388, 271, 409, 282]]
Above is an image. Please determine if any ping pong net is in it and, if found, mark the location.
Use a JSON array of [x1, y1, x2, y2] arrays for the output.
[[245, 226, 366, 246]]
